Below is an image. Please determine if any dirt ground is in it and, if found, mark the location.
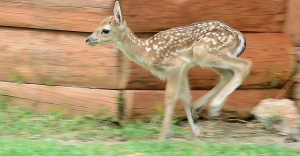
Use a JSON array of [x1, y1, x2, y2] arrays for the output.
[[192, 120, 300, 150]]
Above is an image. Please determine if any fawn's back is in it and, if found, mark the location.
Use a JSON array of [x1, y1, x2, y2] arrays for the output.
[[143, 20, 245, 68]]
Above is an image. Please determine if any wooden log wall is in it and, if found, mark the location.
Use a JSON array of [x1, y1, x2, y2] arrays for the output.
[[0, 0, 297, 120]]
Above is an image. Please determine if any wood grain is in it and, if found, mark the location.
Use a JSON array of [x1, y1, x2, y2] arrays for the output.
[[121, 0, 287, 32], [0, 0, 114, 32], [284, 0, 300, 46], [123, 89, 288, 120], [0, 81, 120, 117], [0, 27, 120, 89], [122, 33, 296, 90]]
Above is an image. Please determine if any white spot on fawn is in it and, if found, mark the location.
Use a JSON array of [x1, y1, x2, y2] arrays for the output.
[[146, 47, 151, 52], [211, 39, 217, 45]]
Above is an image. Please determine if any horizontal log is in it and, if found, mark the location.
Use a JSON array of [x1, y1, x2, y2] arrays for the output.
[[123, 33, 296, 90], [123, 89, 288, 120], [0, 28, 296, 90], [121, 0, 286, 33], [0, 81, 120, 117], [0, 0, 287, 33], [0, 0, 114, 32], [284, 0, 300, 46], [0, 27, 122, 89]]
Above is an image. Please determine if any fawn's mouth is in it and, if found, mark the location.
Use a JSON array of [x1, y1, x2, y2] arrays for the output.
[[87, 41, 98, 46]]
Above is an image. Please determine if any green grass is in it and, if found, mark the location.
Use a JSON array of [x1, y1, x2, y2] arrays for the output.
[[0, 139, 299, 156], [0, 139, 198, 156], [0, 96, 190, 140]]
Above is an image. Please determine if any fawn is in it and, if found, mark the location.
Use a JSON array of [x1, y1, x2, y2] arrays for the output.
[[86, 1, 252, 140]]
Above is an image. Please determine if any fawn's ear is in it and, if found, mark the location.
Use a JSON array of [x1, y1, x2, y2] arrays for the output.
[[113, 1, 125, 28]]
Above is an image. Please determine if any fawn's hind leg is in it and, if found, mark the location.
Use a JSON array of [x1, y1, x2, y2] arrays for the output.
[[207, 56, 252, 117], [192, 68, 233, 119], [192, 42, 252, 118]]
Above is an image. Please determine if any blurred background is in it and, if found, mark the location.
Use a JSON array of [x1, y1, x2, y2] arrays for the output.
[[0, 0, 299, 121]]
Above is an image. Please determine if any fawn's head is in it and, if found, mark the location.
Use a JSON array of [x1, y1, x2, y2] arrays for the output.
[[86, 1, 126, 46]]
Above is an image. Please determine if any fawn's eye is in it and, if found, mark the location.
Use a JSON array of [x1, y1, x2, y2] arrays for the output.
[[102, 29, 110, 34]]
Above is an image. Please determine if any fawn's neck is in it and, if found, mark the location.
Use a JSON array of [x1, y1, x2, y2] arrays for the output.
[[115, 27, 148, 67]]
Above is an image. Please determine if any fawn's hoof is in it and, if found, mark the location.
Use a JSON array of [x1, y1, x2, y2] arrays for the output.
[[158, 133, 172, 141], [208, 107, 221, 119], [192, 109, 200, 121], [192, 125, 201, 137]]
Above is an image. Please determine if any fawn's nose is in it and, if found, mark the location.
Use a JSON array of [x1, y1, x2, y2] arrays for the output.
[[85, 37, 90, 43]]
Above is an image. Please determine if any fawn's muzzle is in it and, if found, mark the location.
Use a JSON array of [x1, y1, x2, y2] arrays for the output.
[[86, 36, 98, 46]]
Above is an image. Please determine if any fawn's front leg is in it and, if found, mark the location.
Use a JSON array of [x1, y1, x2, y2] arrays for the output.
[[179, 71, 200, 138], [159, 68, 181, 140]]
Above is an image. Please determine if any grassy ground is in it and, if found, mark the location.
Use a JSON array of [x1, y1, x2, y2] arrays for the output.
[[0, 95, 189, 141], [0, 95, 299, 156]]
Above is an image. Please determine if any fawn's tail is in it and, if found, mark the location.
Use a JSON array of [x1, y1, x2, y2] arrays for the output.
[[233, 33, 246, 57]]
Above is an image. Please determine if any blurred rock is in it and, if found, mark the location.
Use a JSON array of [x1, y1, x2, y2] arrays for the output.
[[251, 99, 300, 135]]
